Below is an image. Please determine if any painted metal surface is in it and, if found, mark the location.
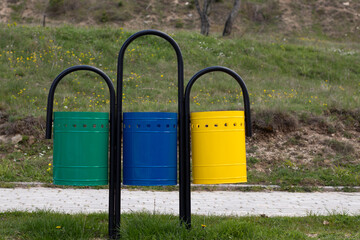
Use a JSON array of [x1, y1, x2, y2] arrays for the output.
[[191, 111, 247, 184], [123, 112, 177, 186], [53, 112, 109, 186]]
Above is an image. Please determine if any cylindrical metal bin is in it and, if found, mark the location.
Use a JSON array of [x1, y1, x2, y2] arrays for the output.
[[190, 111, 247, 184], [123, 112, 177, 186], [53, 112, 109, 186]]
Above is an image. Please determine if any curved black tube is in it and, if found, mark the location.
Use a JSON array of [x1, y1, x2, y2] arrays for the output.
[[185, 66, 251, 136], [183, 66, 252, 228], [116, 30, 185, 231], [45, 65, 117, 238]]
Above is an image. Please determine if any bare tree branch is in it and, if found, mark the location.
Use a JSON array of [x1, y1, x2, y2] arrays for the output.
[[194, 0, 213, 36], [223, 0, 241, 36]]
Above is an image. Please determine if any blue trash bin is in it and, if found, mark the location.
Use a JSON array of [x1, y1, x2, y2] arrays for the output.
[[123, 112, 177, 186]]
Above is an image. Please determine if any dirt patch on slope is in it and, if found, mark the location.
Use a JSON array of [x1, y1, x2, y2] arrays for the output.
[[248, 109, 360, 173], [278, 0, 360, 37], [0, 110, 45, 144], [248, 128, 359, 171], [0, 0, 12, 23]]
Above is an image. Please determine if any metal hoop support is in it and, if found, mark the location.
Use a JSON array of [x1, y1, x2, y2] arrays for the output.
[[116, 30, 185, 236], [183, 66, 252, 228], [44, 35, 250, 239], [45, 65, 117, 238]]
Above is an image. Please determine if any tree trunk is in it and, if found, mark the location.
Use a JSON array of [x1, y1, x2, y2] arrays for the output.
[[223, 0, 241, 36], [194, 0, 213, 36]]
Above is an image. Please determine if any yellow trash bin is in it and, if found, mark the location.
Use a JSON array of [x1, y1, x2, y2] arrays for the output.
[[190, 111, 247, 184]]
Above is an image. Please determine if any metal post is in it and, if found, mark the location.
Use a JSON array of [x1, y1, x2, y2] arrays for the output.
[[45, 65, 117, 239], [184, 66, 252, 227], [116, 29, 185, 233]]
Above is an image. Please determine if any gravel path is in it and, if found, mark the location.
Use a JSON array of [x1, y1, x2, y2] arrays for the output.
[[1, 187, 360, 217]]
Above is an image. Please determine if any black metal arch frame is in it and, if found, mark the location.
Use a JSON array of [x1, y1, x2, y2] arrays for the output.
[[183, 66, 252, 227], [44, 33, 252, 240], [116, 29, 186, 235], [45, 65, 117, 238]]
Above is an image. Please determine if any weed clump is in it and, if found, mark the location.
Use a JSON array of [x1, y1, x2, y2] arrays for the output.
[[323, 139, 355, 155], [253, 109, 298, 133], [0, 111, 44, 137], [47, 0, 81, 16]]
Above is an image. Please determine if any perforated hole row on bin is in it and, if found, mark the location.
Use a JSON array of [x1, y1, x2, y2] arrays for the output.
[[191, 122, 243, 129], [123, 124, 177, 129], [57, 123, 109, 128]]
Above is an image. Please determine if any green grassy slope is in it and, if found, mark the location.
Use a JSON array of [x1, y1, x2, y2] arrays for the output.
[[1, 24, 359, 117]]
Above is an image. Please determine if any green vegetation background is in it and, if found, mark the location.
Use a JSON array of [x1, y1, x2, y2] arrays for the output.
[[1, 24, 359, 118], [0, 24, 359, 187]]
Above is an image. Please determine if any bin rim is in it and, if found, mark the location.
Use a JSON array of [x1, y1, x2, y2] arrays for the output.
[[191, 110, 244, 119], [54, 111, 109, 119], [123, 112, 177, 119], [54, 111, 109, 115]]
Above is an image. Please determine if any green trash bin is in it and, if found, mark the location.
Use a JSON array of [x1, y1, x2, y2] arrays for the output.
[[53, 112, 109, 186]]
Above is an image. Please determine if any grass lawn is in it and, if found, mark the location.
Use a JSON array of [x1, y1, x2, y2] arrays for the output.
[[0, 211, 359, 239]]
